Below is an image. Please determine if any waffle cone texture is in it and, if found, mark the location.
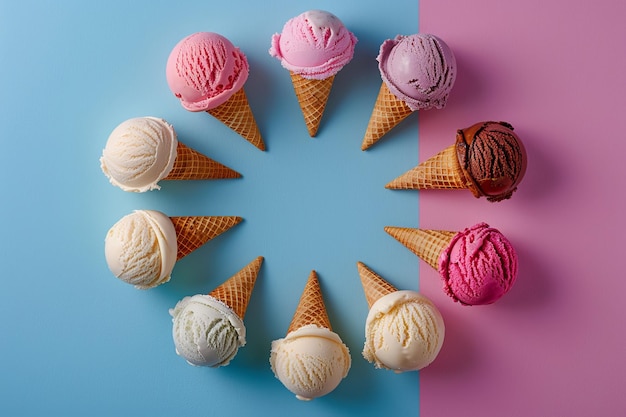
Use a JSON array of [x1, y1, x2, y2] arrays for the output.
[[288, 271, 331, 334], [357, 262, 398, 308], [209, 256, 263, 319], [386, 144, 471, 190], [170, 216, 242, 260], [164, 141, 241, 181], [290, 72, 335, 137], [361, 82, 413, 151], [385, 227, 457, 271], [207, 88, 266, 151]]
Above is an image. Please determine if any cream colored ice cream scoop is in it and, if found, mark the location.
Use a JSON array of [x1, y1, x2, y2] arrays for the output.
[[100, 117, 178, 192], [104, 211, 242, 289], [270, 324, 351, 400], [104, 210, 177, 289], [171, 295, 245, 367], [100, 116, 241, 192], [358, 262, 445, 372], [270, 271, 350, 400]]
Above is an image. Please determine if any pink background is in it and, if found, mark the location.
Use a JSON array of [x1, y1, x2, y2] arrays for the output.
[[418, 0, 626, 415]]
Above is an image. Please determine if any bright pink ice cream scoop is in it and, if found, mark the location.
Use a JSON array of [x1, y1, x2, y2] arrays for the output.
[[438, 223, 518, 305], [166, 32, 249, 111], [269, 10, 357, 80], [379, 33, 456, 111]]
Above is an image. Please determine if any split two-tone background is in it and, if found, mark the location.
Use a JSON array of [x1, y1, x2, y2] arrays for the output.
[[1, 1, 624, 415]]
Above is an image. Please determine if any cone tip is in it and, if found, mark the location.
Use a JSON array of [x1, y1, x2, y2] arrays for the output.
[[384, 225, 398, 234]]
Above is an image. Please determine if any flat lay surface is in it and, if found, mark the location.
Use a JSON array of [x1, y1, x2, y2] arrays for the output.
[[0, 1, 420, 416], [1, 1, 625, 416], [418, 0, 626, 415]]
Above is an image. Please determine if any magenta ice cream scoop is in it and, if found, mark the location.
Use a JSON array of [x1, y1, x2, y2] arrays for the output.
[[379, 33, 456, 111], [385, 223, 518, 306], [438, 223, 518, 305]]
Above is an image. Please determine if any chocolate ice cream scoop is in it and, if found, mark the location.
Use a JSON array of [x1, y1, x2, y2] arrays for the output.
[[386, 120, 527, 201], [455, 121, 527, 202]]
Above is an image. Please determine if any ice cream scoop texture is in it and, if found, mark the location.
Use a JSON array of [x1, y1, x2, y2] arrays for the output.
[[269, 10, 357, 80], [100, 117, 177, 192], [170, 294, 246, 367], [170, 257, 262, 367], [380, 34, 456, 111], [364, 291, 445, 372], [386, 224, 518, 305], [270, 324, 351, 401], [270, 271, 350, 400], [357, 262, 444, 372], [166, 32, 249, 111], [104, 210, 177, 289], [439, 222, 518, 305], [456, 121, 527, 201]]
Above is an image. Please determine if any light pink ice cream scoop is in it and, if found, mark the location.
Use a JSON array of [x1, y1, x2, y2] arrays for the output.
[[379, 33, 456, 111], [438, 223, 518, 305], [269, 10, 357, 80], [166, 32, 249, 111]]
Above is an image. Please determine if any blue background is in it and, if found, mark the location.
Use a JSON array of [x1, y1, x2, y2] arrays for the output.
[[0, 1, 419, 415]]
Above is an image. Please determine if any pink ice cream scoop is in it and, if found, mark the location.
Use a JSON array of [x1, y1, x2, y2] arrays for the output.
[[379, 34, 456, 111], [438, 223, 518, 305], [166, 32, 249, 111], [269, 10, 357, 80]]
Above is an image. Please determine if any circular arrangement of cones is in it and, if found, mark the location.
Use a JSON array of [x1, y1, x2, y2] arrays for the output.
[[99, 18, 526, 404]]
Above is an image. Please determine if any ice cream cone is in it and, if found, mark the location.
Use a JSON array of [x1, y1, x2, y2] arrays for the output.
[[207, 88, 265, 151], [164, 141, 241, 181], [385, 227, 457, 270], [361, 82, 413, 151], [170, 216, 243, 260], [288, 270, 331, 333], [356, 262, 398, 308], [209, 256, 263, 319], [386, 144, 470, 190], [290, 72, 335, 137]]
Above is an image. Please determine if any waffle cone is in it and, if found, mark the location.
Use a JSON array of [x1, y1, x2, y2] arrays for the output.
[[385, 226, 457, 270], [170, 216, 242, 260], [290, 72, 335, 137], [207, 88, 265, 151], [164, 141, 241, 181], [287, 270, 331, 334], [386, 144, 469, 190], [209, 256, 263, 319], [356, 262, 397, 308], [361, 82, 413, 150]]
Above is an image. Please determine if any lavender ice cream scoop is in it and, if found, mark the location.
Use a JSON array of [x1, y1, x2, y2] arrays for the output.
[[379, 33, 457, 111]]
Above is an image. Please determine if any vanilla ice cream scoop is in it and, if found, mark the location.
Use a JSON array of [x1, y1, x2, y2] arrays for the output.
[[270, 271, 351, 400], [270, 324, 351, 400], [100, 117, 178, 192], [358, 261, 444, 372], [363, 291, 445, 372], [104, 210, 177, 289], [170, 256, 262, 367], [170, 294, 246, 367]]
